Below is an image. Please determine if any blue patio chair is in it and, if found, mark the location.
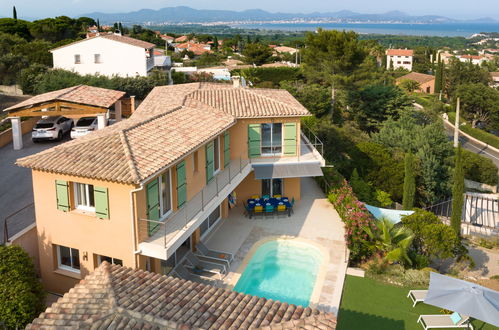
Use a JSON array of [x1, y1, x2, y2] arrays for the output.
[[264, 204, 275, 219], [243, 201, 253, 219], [262, 194, 270, 200]]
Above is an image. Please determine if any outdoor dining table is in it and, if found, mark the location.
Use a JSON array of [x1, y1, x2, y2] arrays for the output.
[[247, 197, 291, 209]]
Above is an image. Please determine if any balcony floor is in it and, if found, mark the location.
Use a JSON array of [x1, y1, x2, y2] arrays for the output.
[[203, 177, 347, 314]]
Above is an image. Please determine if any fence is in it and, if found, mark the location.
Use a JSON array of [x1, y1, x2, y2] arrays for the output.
[[139, 157, 250, 248], [2, 203, 35, 245]]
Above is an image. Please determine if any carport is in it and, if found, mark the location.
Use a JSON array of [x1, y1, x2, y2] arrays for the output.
[[3, 85, 126, 150]]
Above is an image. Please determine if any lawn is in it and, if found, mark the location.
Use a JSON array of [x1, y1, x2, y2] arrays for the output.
[[337, 275, 495, 330]]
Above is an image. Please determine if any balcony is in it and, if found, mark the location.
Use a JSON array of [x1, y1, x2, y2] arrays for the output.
[[139, 157, 252, 260]]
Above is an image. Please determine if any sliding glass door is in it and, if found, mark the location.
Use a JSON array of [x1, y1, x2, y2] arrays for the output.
[[261, 123, 282, 155], [262, 178, 283, 197]]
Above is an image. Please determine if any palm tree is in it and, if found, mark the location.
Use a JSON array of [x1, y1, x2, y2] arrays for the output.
[[363, 218, 414, 266]]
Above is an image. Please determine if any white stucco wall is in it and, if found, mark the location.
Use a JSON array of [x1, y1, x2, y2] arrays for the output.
[[386, 55, 413, 71], [52, 37, 149, 77]]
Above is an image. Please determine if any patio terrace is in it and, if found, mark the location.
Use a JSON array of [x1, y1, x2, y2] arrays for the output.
[[203, 177, 348, 314]]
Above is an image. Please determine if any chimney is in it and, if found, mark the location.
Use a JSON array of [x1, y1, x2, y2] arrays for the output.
[[232, 76, 241, 88]]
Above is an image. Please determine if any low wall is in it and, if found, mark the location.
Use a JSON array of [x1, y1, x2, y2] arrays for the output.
[[0, 85, 23, 96], [7, 224, 40, 274], [465, 179, 498, 193], [0, 117, 38, 148]]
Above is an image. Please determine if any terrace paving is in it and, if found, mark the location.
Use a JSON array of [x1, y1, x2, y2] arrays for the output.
[[204, 177, 348, 315]]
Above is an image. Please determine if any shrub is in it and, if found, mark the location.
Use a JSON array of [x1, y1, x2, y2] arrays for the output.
[[375, 189, 393, 208], [235, 66, 301, 87], [350, 168, 375, 204], [461, 149, 498, 186], [329, 179, 376, 263], [447, 112, 499, 149], [0, 245, 45, 328]]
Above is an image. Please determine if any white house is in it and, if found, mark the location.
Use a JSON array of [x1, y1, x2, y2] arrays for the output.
[[51, 33, 158, 77], [386, 49, 414, 71], [457, 54, 487, 66]]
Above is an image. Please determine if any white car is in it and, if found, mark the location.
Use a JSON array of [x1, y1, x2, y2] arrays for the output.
[[32, 116, 73, 142], [70, 117, 99, 139]]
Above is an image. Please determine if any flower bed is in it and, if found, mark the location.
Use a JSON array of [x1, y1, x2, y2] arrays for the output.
[[329, 179, 376, 264]]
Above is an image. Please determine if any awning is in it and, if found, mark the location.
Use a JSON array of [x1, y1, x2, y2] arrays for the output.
[[252, 162, 323, 179]]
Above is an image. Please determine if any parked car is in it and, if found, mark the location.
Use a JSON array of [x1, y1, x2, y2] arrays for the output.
[[71, 117, 99, 139], [32, 116, 73, 142]]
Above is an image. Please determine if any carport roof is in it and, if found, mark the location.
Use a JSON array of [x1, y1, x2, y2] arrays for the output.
[[3, 85, 125, 113]]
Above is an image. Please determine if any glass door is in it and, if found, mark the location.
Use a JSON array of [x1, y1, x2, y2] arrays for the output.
[[272, 179, 283, 196], [261, 123, 272, 155], [262, 179, 282, 197], [262, 179, 271, 197]]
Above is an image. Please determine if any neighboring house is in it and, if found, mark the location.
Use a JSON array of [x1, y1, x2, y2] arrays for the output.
[[175, 42, 212, 55], [198, 67, 232, 80], [458, 54, 487, 65], [491, 72, 499, 88], [174, 35, 189, 43], [160, 34, 175, 44], [16, 81, 325, 294], [27, 262, 337, 329], [386, 49, 414, 71], [273, 46, 298, 55], [51, 33, 157, 77], [396, 72, 436, 94], [438, 50, 455, 65]]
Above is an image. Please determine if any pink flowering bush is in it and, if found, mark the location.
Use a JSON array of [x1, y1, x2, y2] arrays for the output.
[[329, 179, 377, 263]]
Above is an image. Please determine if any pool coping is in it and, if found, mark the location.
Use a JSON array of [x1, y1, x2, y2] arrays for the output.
[[226, 235, 330, 308]]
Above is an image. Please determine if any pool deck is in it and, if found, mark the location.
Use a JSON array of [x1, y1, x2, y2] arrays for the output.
[[204, 177, 348, 315]]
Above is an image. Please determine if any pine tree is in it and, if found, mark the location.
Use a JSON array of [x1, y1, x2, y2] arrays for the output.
[[450, 144, 464, 237], [212, 36, 219, 51], [97, 19, 100, 31], [402, 153, 416, 210], [13, 6, 17, 20], [118, 22, 123, 33]]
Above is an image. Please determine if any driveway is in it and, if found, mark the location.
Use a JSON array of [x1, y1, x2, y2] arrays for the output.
[[0, 133, 70, 243]]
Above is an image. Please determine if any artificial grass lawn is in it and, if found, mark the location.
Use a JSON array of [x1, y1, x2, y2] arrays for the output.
[[337, 275, 496, 330]]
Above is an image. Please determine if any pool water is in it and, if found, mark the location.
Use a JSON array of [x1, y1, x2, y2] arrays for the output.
[[233, 240, 323, 307]]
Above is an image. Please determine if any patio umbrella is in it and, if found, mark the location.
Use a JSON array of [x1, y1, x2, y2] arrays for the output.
[[424, 272, 499, 327]]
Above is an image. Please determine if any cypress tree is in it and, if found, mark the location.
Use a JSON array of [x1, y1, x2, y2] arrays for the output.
[[402, 153, 416, 210], [97, 19, 100, 31], [118, 22, 123, 33], [435, 59, 442, 94], [13, 6, 17, 20], [451, 144, 464, 237]]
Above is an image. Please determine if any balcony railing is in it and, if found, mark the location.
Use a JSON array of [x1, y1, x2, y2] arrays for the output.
[[139, 157, 250, 249]]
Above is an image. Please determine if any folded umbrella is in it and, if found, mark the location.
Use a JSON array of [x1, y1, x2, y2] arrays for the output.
[[424, 272, 499, 327]]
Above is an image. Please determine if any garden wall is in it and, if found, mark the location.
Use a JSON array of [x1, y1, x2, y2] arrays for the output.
[[0, 117, 38, 148]]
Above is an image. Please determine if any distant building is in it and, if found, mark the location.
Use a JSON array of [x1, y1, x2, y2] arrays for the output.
[[458, 54, 487, 65], [396, 72, 435, 94], [51, 33, 167, 77], [175, 42, 211, 55], [174, 35, 189, 43], [273, 46, 298, 55], [386, 49, 414, 71]]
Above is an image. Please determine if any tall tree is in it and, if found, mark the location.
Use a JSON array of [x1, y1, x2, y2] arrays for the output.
[[434, 59, 443, 94], [451, 144, 464, 237], [212, 35, 218, 51], [13, 6, 17, 20], [402, 153, 416, 210], [241, 43, 273, 66], [455, 83, 499, 130], [96, 18, 100, 31], [118, 22, 123, 33]]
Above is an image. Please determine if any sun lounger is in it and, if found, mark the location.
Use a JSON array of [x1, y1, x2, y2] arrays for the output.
[[417, 314, 473, 330], [184, 251, 226, 277], [172, 263, 219, 285], [408, 289, 428, 307], [196, 241, 233, 264]]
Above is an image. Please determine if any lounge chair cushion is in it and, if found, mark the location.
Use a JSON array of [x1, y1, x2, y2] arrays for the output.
[[450, 312, 461, 325]]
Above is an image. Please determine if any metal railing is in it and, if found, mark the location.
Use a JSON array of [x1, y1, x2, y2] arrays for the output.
[[2, 203, 34, 245], [139, 157, 250, 248], [302, 125, 324, 157]]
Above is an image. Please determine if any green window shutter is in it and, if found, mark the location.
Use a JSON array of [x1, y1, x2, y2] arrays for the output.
[[248, 124, 261, 158], [94, 186, 109, 219], [55, 180, 70, 212], [176, 161, 187, 208], [223, 131, 230, 167], [284, 122, 297, 156], [205, 141, 214, 183], [146, 179, 160, 236]]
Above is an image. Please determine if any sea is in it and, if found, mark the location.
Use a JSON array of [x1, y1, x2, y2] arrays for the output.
[[232, 22, 499, 37]]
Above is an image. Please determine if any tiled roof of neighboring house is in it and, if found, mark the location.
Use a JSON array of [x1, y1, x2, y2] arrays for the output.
[[386, 49, 414, 56], [460, 54, 484, 60], [16, 83, 309, 183], [274, 46, 297, 53], [50, 34, 154, 52], [176, 42, 211, 55], [490, 72, 499, 78], [3, 85, 125, 112], [396, 72, 435, 84], [27, 262, 337, 329], [175, 35, 189, 42]]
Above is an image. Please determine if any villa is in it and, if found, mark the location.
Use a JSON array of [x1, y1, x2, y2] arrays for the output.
[[386, 48, 414, 71], [14, 80, 346, 321]]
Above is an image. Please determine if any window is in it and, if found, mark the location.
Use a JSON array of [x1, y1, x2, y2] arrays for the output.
[[74, 54, 81, 64], [160, 170, 172, 216], [261, 123, 282, 155], [213, 137, 220, 173], [199, 206, 221, 238], [262, 179, 283, 197], [74, 183, 95, 212], [193, 151, 199, 172], [97, 255, 123, 266], [57, 245, 80, 273], [94, 54, 101, 63]]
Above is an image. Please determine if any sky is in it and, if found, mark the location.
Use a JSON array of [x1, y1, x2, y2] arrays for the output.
[[1, 0, 498, 20]]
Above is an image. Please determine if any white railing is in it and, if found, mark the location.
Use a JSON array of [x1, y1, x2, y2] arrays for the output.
[[140, 157, 250, 248]]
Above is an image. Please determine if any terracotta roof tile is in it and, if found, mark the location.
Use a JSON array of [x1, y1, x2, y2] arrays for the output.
[[386, 49, 414, 56], [50, 34, 155, 52], [3, 85, 125, 112], [16, 83, 309, 183], [27, 262, 336, 329], [396, 72, 435, 84]]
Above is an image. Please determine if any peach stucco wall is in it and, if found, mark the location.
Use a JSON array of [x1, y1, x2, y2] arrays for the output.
[[234, 171, 301, 203], [32, 170, 137, 294]]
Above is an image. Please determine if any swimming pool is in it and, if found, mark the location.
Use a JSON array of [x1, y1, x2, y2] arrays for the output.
[[233, 239, 323, 306]]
